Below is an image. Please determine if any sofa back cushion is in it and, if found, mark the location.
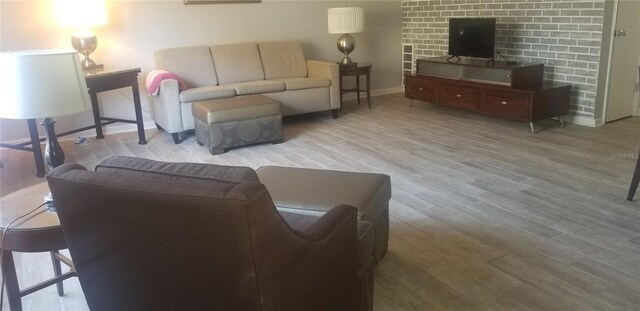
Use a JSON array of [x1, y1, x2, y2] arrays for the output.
[[211, 43, 265, 84], [258, 41, 308, 80], [154, 46, 218, 88], [95, 155, 260, 185]]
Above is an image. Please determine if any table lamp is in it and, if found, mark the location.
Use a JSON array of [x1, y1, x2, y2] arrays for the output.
[[328, 7, 364, 65], [54, 0, 108, 70], [0, 50, 91, 170]]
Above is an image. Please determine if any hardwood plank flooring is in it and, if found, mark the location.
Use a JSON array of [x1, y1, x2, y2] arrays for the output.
[[1, 93, 639, 310]]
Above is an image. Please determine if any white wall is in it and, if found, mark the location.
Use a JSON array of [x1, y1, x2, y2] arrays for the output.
[[0, 0, 402, 142]]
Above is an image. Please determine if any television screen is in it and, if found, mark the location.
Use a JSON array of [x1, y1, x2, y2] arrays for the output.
[[448, 18, 496, 59]]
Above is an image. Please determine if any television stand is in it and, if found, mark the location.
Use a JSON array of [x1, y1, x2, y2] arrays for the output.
[[446, 55, 460, 62], [486, 56, 495, 66], [404, 56, 571, 133]]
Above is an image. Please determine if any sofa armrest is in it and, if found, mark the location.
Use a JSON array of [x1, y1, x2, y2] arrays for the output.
[[307, 60, 340, 110], [149, 79, 183, 134]]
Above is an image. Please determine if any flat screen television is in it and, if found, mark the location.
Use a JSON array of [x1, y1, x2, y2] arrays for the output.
[[448, 18, 496, 59]]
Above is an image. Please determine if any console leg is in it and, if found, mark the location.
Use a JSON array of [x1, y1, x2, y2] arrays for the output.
[[627, 148, 640, 201], [529, 122, 536, 134], [410, 99, 414, 107], [559, 117, 566, 128]]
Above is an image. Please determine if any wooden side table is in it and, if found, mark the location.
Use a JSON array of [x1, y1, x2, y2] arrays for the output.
[[85, 67, 147, 145], [339, 63, 373, 109], [0, 183, 75, 311]]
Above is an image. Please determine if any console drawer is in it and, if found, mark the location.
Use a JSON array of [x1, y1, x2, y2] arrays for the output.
[[481, 90, 531, 121], [405, 75, 437, 102], [440, 83, 480, 111]]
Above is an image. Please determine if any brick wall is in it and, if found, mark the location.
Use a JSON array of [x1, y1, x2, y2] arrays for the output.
[[402, 0, 605, 119]]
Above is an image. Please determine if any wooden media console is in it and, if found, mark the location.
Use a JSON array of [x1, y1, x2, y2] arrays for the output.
[[404, 56, 571, 133]]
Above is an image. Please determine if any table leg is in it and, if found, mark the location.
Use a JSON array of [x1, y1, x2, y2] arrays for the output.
[[356, 75, 361, 105], [89, 92, 104, 139], [131, 84, 147, 145], [339, 73, 344, 111], [50, 251, 64, 296], [627, 148, 640, 201], [366, 72, 371, 109], [2, 250, 22, 311], [27, 119, 46, 178]]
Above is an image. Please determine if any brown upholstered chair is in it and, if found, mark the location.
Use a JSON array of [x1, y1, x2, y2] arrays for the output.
[[47, 162, 361, 310]]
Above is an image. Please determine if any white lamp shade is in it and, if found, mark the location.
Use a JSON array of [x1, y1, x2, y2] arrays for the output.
[[54, 0, 108, 28], [0, 51, 91, 120], [328, 7, 364, 34]]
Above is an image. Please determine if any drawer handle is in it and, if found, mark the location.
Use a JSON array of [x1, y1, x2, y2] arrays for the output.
[[456, 94, 462, 98], [501, 101, 508, 105], [418, 87, 424, 91]]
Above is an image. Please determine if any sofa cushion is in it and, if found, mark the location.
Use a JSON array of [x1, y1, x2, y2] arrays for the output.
[[95, 156, 260, 185], [273, 77, 330, 91], [192, 95, 281, 124], [211, 43, 265, 84], [278, 211, 374, 265], [155, 46, 218, 88], [179, 85, 237, 103], [222, 80, 286, 96], [258, 41, 308, 80]]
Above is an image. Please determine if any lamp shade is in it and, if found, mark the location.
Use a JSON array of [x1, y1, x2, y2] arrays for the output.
[[328, 7, 364, 34], [54, 0, 108, 28], [0, 50, 91, 120]]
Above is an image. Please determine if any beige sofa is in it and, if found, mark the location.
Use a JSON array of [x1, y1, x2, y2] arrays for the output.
[[151, 41, 341, 143]]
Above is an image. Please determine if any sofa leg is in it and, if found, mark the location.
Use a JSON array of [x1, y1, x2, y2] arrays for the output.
[[171, 133, 181, 144], [209, 147, 225, 155], [331, 109, 340, 119]]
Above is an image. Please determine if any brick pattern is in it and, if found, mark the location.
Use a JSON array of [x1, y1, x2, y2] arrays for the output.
[[402, 0, 605, 118]]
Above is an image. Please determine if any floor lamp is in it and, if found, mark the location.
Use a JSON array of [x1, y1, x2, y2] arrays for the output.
[[0, 50, 91, 171]]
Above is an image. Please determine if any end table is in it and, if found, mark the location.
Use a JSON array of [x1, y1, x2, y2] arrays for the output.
[[339, 63, 373, 109], [84, 67, 147, 145], [0, 183, 75, 311]]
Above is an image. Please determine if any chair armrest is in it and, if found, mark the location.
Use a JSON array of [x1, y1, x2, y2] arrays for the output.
[[307, 60, 340, 110], [251, 197, 359, 310], [149, 79, 183, 134], [295, 204, 358, 241]]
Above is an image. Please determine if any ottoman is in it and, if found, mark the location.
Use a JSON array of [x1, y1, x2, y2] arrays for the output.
[[256, 166, 391, 262], [193, 95, 283, 155]]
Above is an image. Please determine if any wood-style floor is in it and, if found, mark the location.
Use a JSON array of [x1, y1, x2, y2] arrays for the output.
[[1, 93, 639, 310]]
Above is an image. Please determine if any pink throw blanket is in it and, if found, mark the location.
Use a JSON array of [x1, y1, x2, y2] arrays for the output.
[[145, 70, 187, 96]]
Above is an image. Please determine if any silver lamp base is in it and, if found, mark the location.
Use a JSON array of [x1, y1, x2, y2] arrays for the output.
[[71, 31, 103, 70], [337, 33, 356, 65]]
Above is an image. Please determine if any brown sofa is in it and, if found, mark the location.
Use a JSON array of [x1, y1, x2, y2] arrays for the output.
[[47, 157, 376, 310]]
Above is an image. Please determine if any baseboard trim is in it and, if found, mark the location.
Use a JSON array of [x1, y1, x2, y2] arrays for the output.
[[3, 88, 407, 146], [342, 87, 403, 101], [564, 115, 600, 127], [0, 121, 158, 147], [69, 121, 158, 141]]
